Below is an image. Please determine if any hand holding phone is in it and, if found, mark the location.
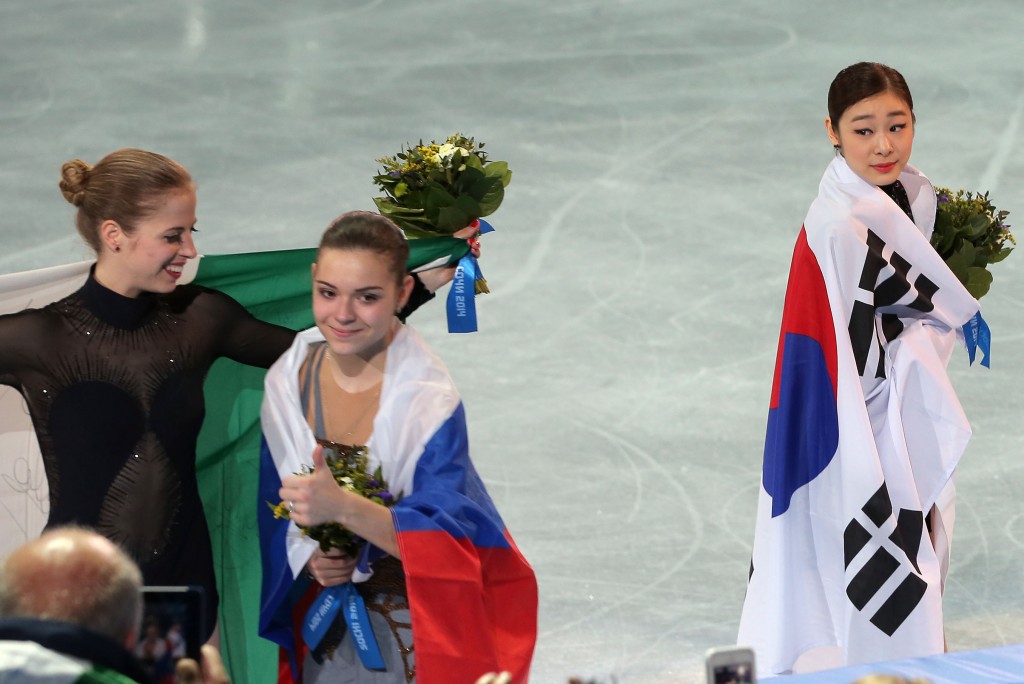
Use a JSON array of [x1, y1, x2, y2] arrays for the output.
[[175, 645, 230, 684]]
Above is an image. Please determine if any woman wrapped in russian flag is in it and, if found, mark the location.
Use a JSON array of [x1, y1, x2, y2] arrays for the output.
[[258, 211, 538, 684]]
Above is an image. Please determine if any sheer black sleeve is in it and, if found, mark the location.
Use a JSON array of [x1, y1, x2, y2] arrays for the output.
[[0, 308, 58, 387], [399, 273, 435, 323], [171, 286, 297, 369]]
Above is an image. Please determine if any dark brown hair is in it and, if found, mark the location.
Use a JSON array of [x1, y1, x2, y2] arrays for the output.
[[827, 62, 915, 124], [59, 148, 194, 252], [318, 211, 409, 284]]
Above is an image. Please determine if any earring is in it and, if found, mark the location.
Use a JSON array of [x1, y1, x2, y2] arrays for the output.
[[832, 144, 841, 151], [114, 243, 121, 252]]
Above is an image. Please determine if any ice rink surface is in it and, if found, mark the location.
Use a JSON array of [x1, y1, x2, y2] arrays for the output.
[[2, 1, 1023, 682]]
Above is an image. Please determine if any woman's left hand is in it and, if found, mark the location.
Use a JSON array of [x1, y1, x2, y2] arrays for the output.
[[279, 445, 344, 527], [415, 222, 482, 293], [455, 221, 483, 258], [307, 548, 357, 587]]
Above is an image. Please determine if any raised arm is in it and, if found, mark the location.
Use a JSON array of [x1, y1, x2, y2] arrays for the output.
[[194, 287, 298, 369]]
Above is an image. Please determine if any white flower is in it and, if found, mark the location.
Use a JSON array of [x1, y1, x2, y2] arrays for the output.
[[436, 143, 458, 161]]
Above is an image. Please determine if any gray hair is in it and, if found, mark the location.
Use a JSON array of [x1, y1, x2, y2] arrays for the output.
[[0, 527, 143, 644]]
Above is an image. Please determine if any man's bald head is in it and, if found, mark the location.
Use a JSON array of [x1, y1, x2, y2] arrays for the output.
[[0, 527, 142, 646]]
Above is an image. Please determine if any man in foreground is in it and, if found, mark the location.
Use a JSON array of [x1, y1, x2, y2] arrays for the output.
[[0, 527, 227, 683]]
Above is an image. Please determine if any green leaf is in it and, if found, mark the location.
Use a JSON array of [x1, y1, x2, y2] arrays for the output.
[[933, 210, 953, 233], [437, 206, 471, 233], [483, 161, 512, 187], [453, 166, 485, 195], [473, 177, 505, 216], [373, 174, 399, 188], [965, 266, 993, 299], [955, 241, 977, 266], [965, 213, 990, 238], [933, 233, 956, 259], [436, 194, 482, 232], [402, 223, 449, 238], [944, 247, 972, 286], [454, 192, 481, 218], [991, 246, 1014, 263], [424, 185, 456, 211], [483, 160, 508, 178], [373, 197, 425, 218]]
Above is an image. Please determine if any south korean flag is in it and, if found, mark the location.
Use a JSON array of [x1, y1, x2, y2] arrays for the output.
[[739, 156, 982, 675], [844, 483, 928, 637]]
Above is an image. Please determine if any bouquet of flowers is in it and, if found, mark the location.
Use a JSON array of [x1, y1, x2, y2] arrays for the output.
[[270, 444, 401, 555], [372, 133, 512, 239], [932, 187, 1015, 299]]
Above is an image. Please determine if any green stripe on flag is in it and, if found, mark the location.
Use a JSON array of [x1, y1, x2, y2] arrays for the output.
[[192, 248, 318, 329], [406, 235, 470, 271], [193, 250, 315, 683], [191, 239, 469, 682]]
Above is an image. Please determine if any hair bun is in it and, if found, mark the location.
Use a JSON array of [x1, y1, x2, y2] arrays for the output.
[[59, 159, 92, 206]]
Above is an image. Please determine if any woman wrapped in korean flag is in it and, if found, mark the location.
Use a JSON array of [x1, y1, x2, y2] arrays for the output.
[[739, 62, 991, 675]]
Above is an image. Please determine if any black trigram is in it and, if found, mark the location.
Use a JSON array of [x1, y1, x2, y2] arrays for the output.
[[844, 483, 928, 636], [848, 230, 940, 379]]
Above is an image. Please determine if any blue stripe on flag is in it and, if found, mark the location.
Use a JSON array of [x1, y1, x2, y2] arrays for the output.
[[394, 404, 512, 549], [763, 333, 840, 517], [258, 436, 302, 652]]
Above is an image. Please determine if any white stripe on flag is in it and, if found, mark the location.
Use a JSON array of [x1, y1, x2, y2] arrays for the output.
[[0, 261, 92, 558]]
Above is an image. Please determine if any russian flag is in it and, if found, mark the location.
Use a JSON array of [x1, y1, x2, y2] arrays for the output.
[[258, 325, 537, 684]]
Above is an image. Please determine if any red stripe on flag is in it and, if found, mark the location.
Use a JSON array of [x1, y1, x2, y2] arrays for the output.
[[278, 581, 321, 684], [770, 227, 838, 409], [399, 529, 537, 684]]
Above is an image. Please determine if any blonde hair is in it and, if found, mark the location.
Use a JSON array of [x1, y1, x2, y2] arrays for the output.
[[59, 148, 193, 252]]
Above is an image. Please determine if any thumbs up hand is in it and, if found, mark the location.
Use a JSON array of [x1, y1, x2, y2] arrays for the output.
[[279, 444, 344, 527]]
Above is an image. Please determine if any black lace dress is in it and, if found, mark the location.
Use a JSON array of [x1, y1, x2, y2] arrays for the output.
[[0, 274, 295, 637]]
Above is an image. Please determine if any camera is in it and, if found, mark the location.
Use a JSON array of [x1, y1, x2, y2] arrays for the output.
[[137, 585, 206, 679], [705, 646, 756, 684]]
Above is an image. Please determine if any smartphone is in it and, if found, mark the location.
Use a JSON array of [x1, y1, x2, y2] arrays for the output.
[[705, 646, 756, 684], [138, 585, 205, 673]]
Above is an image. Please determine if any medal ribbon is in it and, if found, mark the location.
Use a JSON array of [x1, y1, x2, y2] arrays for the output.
[[446, 219, 494, 333], [963, 311, 991, 368], [302, 582, 385, 671]]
